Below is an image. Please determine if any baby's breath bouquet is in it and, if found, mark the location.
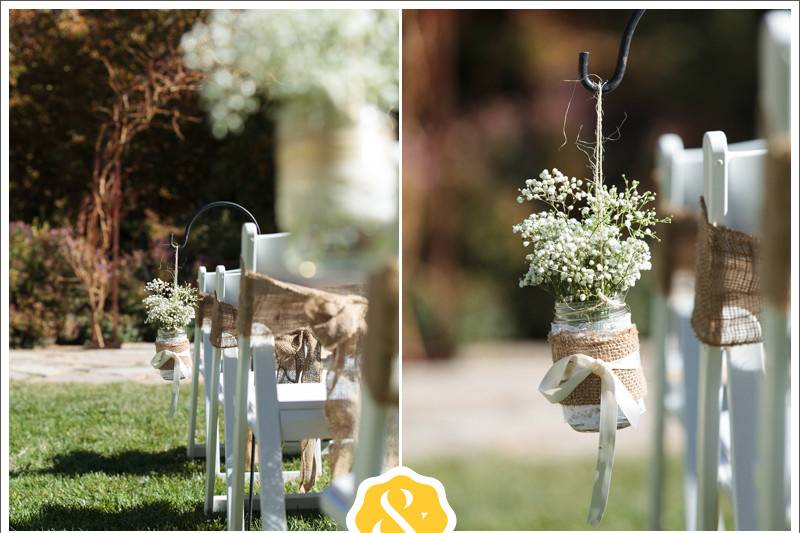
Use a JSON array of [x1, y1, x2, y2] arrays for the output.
[[181, 9, 398, 138], [513, 168, 667, 308], [143, 279, 200, 334], [183, 10, 399, 272], [144, 278, 200, 408]]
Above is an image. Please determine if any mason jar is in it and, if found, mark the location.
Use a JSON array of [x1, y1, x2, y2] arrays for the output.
[[154, 329, 192, 382], [275, 103, 398, 276], [550, 296, 645, 432]]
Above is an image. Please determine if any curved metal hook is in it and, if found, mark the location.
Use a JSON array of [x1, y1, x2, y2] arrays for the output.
[[579, 9, 645, 93], [169, 201, 261, 250]]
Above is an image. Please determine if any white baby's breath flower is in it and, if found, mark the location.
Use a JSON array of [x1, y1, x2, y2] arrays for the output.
[[514, 168, 669, 303], [143, 279, 200, 332]]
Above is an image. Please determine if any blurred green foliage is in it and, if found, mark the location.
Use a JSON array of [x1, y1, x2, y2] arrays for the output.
[[411, 453, 733, 530], [404, 10, 763, 353], [9, 222, 151, 347]]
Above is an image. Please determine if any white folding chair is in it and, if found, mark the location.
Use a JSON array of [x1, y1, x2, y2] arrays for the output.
[[229, 227, 367, 531], [695, 131, 768, 531], [648, 133, 767, 530], [756, 10, 791, 531], [197, 259, 323, 520]]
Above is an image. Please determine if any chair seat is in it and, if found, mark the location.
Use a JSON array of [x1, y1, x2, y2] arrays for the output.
[[245, 378, 332, 441]]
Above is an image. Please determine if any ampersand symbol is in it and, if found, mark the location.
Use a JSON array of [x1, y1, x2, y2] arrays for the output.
[[349, 468, 456, 533]]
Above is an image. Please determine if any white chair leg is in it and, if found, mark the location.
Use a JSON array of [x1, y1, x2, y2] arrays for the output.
[[758, 306, 790, 530], [677, 311, 700, 530], [187, 330, 203, 458], [253, 337, 288, 531], [648, 293, 669, 530], [726, 343, 763, 530], [695, 344, 723, 530], [315, 440, 323, 481], [353, 391, 388, 489], [202, 335, 222, 477], [222, 349, 241, 513], [204, 347, 223, 515], [229, 337, 253, 530]]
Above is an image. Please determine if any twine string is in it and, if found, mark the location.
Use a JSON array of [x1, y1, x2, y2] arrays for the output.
[[172, 243, 179, 289]]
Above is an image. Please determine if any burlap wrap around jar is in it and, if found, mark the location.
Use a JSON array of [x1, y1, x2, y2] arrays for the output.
[[152, 329, 192, 381], [547, 298, 647, 432]]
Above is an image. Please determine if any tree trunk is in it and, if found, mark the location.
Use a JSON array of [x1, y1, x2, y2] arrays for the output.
[[110, 161, 122, 348], [90, 301, 105, 349]]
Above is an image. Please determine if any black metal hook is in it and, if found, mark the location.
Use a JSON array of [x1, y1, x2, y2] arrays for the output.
[[169, 201, 261, 250], [579, 9, 645, 93]]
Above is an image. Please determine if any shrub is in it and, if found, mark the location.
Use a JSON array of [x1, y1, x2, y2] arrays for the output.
[[10, 222, 156, 347], [9, 222, 84, 347]]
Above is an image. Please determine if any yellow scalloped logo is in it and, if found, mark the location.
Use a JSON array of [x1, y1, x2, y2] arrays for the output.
[[346, 466, 457, 532]]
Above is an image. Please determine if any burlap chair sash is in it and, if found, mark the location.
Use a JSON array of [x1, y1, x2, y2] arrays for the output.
[[548, 326, 646, 406], [237, 270, 369, 482], [238, 271, 368, 346], [195, 292, 215, 329], [363, 263, 399, 406], [210, 296, 239, 349], [761, 135, 790, 310], [691, 197, 761, 347], [205, 285, 332, 490]]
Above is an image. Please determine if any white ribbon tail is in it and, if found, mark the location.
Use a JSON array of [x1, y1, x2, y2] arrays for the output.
[[152, 349, 184, 418], [538, 351, 645, 526]]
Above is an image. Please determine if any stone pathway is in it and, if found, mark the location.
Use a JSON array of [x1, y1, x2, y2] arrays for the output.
[[9, 343, 170, 384], [403, 339, 684, 460]]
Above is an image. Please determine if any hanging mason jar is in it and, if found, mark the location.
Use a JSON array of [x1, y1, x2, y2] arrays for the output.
[[152, 328, 192, 382], [547, 296, 646, 432], [275, 102, 398, 276]]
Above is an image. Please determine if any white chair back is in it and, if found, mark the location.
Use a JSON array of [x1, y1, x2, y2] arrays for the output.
[[229, 225, 366, 531], [252, 231, 367, 286], [695, 131, 767, 531]]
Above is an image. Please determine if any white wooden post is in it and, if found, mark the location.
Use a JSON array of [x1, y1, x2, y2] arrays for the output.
[[188, 265, 207, 458], [648, 292, 668, 530], [725, 343, 763, 530], [648, 133, 685, 530], [205, 266, 226, 515], [758, 307, 790, 530], [695, 131, 727, 531], [253, 337, 288, 531], [229, 224, 257, 530], [757, 11, 791, 530]]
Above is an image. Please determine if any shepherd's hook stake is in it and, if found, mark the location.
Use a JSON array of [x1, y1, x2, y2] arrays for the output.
[[579, 10, 645, 93], [169, 201, 261, 250]]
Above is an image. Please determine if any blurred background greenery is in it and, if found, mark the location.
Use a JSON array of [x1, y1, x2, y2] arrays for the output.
[[10, 10, 280, 347], [403, 9, 764, 359]]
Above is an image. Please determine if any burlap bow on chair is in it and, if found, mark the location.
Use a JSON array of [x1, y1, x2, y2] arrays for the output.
[[691, 197, 761, 347], [208, 294, 330, 491], [238, 271, 369, 483]]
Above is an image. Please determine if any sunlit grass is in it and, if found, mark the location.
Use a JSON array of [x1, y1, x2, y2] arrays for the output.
[[9, 381, 335, 531], [410, 452, 729, 530]]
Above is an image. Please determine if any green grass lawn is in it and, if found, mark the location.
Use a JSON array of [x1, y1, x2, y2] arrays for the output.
[[9, 381, 336, 531], [410, 453, 730, 531]]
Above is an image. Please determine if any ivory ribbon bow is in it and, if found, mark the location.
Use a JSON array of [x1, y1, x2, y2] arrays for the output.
[[150, 350, 188, 417], [538, 351, 644, 526]]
